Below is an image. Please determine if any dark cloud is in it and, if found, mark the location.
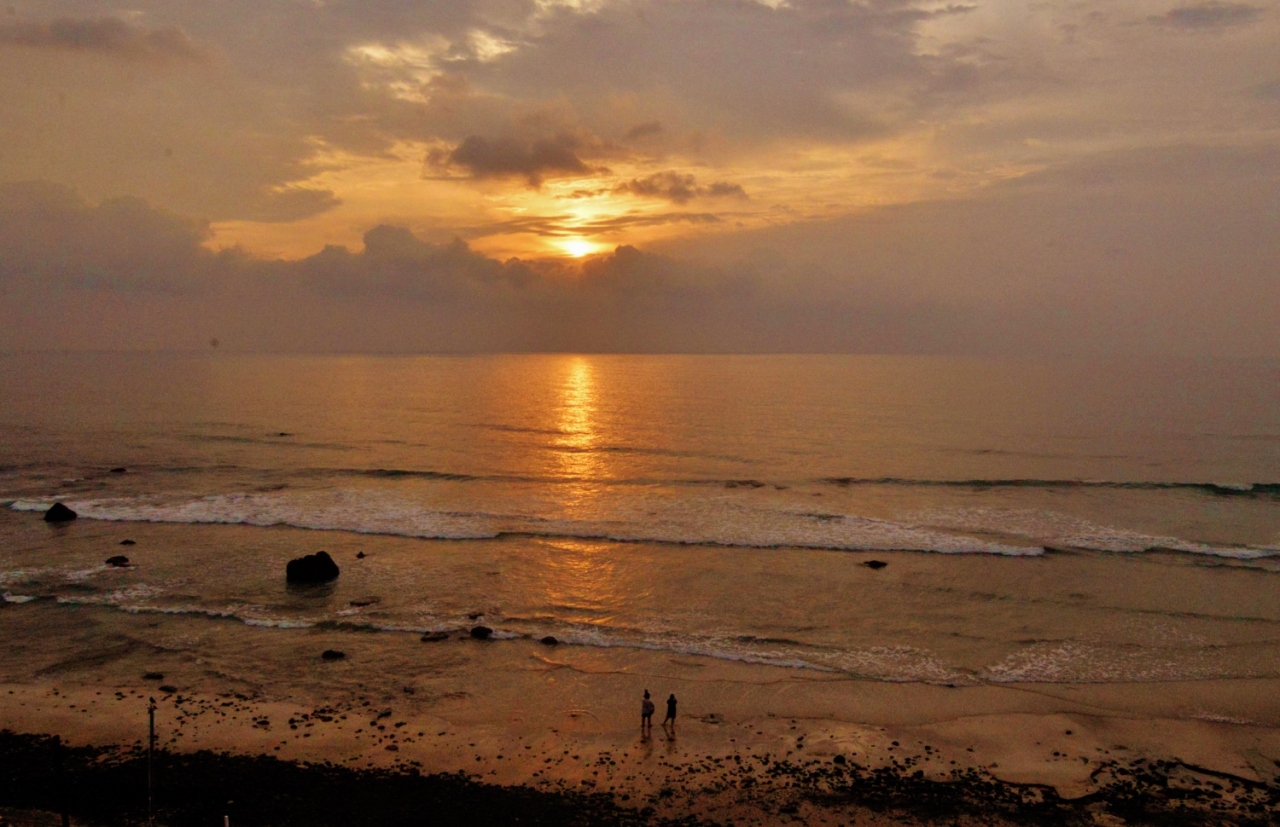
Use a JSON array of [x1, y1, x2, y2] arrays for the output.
[[625, 122, 664, 140], [0, 16, 205, 62], [300, 225, 534, 301], [427, 134, 602, 187], [614, 172, 748, 205], [0, 181, 230, 294], [1150, 2, 1265, 29]]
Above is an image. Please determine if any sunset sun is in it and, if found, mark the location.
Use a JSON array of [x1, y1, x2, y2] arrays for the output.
[[559, 238, 599, 258]]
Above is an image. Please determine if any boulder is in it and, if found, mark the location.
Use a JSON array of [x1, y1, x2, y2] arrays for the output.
[[286, 551, 340, 583], [43, 502, 77, 523], [539, 636, 559, 646], [105, 555, 130, 567], [863, 560, 888, 570], [321, 649, 345, 661], [469, 626, 493, 640]]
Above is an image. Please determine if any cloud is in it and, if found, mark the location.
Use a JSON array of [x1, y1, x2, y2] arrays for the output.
[[2, 143, 1278, 357], [0, 16, 205, 63], [1149, 2, 1265, 29], [0, 181, 229, 294], [426, 133, 603, 186], [614, 172, 748, 204], [299, 225, 534, 300], [624, 122, 664, 140]]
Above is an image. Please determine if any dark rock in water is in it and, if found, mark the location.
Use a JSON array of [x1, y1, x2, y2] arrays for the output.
[[863, 560, 888, 570], [109, 467, 127, 474], [142, 672, 164, 681], [321, 649, 345, 661], [286, 551, 340, 583], [158, 685, 177, 694], [44, 502, 77, 523], [120, 539, 136, 546], [469, 626, 493, 640], [105, 555, 130, 568], [355, 551, 366, 559], [539, 636, 559, 646], [421, 632, 449, 642]]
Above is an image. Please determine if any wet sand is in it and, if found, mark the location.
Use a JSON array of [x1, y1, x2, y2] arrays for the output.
[[3, 514, 1280, 823], [2, 630, 1280, 824]]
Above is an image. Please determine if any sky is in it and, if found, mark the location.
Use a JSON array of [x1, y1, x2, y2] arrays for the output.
[[0, 0, 1276, 354]]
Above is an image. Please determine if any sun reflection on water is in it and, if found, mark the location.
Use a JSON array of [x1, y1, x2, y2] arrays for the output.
[[553, 357, 602, 508]]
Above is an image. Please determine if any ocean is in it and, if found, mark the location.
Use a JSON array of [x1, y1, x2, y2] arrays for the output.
[[2, 352, 1278, 693]]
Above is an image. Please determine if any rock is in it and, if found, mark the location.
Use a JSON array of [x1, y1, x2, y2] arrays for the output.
[[469, 626, 493, 640], [348, 597, 379, 607], [321, 649, 345, 661], [420, 632, 449, 643], [142, 672, 164, 681], [863, 560, 888, 570], [286, 551, 340, 583], [833, 754, 847, 765], [539, 636, 559, 646], [43, 503, 77, 523], [120, 539, 136, 546], [355, 551, 366, 559], [109, 467, 127, 474], [467, 612, 483, 620], [105, 555, 130, 567], [158, 685, 177, 694]]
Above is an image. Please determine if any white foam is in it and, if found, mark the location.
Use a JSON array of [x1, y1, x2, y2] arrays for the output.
[[2, 593, 36, 603], [980, 640, 1233, 684], [21, 490, 1033, 555], [242, 617, 315, 629], [913, 507, 1277, 559]]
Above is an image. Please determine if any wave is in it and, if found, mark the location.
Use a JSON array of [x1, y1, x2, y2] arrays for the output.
[[12, 489, 1280, 560], [823, 478, 1280, 496], [10, 581, 1271, 684], [9, 489, 1278, 559], [7, 492, 1037, 555]]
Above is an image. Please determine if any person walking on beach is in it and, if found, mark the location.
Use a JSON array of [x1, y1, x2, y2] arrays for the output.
[[662, 693, 677, 733], [641, 690, 655, 734]]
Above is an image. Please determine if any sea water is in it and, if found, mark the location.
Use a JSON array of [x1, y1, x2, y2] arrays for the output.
[[1, 353, 1278, 688]]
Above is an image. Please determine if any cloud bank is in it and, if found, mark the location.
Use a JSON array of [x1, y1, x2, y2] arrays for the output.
[[1, 142, 1276, 356]]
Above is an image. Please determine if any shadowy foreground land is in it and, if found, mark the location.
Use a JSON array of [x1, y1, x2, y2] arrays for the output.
[[3, 730, 1279, 827]]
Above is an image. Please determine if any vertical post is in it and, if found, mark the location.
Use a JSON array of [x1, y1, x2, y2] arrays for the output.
[[54, 734, 70, 827], [147, 697, 156, 827]]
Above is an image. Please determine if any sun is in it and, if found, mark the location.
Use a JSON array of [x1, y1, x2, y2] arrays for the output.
[[558, 237, 599, 258]]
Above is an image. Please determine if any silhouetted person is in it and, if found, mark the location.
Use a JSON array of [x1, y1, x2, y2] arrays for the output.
[[641, 689, 655, 733], [662, 693, 677, 733]]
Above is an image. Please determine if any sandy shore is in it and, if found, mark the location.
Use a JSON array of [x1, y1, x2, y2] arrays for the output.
[[3, 515, 1279, 823], [3, 631, 1280, 824]]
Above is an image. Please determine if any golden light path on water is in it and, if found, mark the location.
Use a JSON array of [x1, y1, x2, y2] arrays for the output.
[[542, 356, 628, 621], [553, 355, 600, 499]]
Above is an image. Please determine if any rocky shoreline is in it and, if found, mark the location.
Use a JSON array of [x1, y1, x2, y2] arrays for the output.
[[2, 729, 1277, 826]]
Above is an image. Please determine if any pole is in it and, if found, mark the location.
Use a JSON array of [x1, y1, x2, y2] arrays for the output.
[[54, 735, 69, 827], [147, 697, 156, 827]]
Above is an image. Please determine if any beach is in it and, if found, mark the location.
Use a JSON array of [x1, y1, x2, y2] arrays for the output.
[[2, 520, 1280, 824], [2, 353, 1279, 824]]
